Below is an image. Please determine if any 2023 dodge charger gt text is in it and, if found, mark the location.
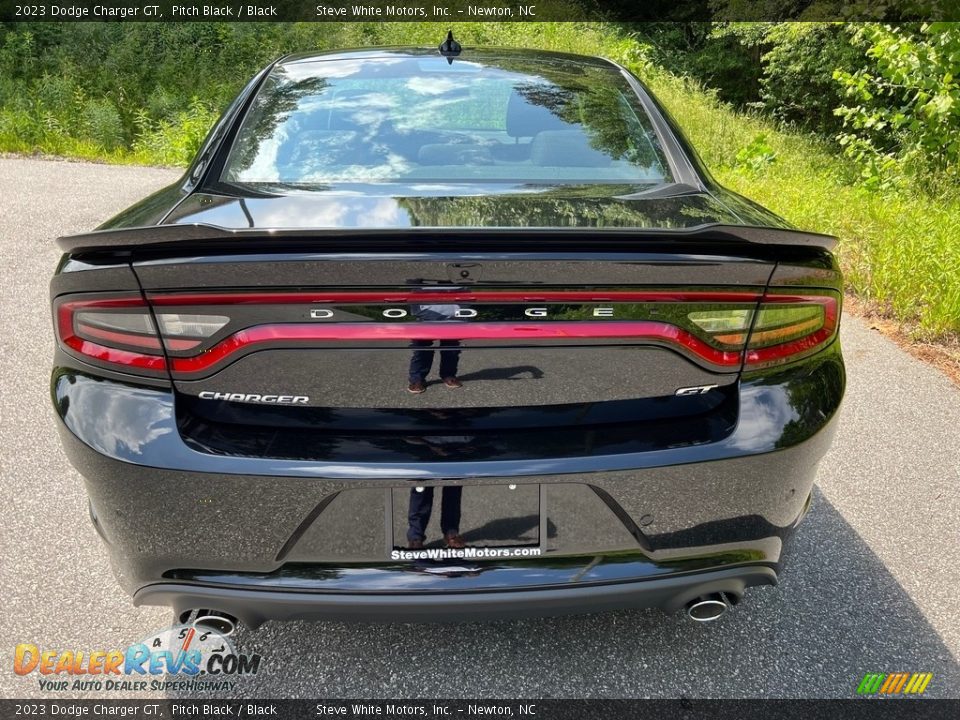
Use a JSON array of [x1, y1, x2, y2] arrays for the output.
[[50, 45, 844, 628]]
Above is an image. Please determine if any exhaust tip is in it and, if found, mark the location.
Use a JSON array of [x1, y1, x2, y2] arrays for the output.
[[685, 593, 730, 622], [192, 610, 238, 636]]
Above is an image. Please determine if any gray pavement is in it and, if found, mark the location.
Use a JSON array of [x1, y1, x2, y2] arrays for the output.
[[0, 157, 957, 699]]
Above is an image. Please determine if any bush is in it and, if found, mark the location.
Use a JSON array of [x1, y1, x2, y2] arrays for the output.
[[735, 132, 777, 171], [80, 98, 124, 150], [834, 22, 960, 190], [132, 97, 220, 166], [759, 23, 864, 133], [0, 21, 366, 163]]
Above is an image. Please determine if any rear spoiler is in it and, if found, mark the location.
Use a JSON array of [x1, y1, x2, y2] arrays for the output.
[[57, 223, 837, 254]]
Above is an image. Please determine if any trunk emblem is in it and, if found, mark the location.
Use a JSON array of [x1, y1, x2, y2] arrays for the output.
[[198, 391, 309, 405], [308, 306, 620, 320], [675, 384, 720, 396]]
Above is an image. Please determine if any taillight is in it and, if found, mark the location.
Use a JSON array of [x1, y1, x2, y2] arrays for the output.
[[55, 294, 231, 375], [687, 292, 838, 370], [56, 295, 166, 373], [687, 308, 755, 347], [154, 313, 230, 344], [743, 293, 839, 370]]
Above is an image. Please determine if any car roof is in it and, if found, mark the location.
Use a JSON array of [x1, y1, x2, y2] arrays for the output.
[[277, 46, 618, 70]]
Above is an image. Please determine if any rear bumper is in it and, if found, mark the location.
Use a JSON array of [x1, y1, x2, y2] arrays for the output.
[[135, 566, 777, 626], [53, 342, 843, 619]]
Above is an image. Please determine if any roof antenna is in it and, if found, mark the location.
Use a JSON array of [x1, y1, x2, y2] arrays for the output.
[[439, 30, 461, 64]]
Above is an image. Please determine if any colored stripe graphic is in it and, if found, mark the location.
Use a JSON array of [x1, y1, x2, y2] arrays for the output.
[[858, 672, 932, 695], [907, 673, 933, 694], [857, 674, 885, 694], [885, 673, 908, 694]]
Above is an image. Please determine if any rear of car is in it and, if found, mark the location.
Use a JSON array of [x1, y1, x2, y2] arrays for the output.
[[50, 48, 844, 626]]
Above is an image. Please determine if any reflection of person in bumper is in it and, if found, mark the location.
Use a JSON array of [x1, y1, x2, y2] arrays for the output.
[[407, 486, 465, 549], [407, 302, 464, 393], [408, 339, 461, 393]]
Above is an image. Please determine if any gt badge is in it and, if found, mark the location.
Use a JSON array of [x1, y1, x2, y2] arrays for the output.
[[675, 384, 719, 396]]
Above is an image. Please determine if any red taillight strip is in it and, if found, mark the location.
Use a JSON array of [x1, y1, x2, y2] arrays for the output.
[[76, 323, 201, 352], [63, 337, 168, 371], [169, 321, 745, 374], [76, 323, 164, 351], [148, 290, 763, 305]]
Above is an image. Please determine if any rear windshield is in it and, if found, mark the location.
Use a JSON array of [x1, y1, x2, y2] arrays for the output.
[[222, 54, 673, 187]]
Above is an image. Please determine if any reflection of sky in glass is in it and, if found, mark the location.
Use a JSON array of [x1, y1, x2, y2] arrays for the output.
[[224, 57, 671, 186], [405, 76, 460, 96], [281, 57, 408, 80]]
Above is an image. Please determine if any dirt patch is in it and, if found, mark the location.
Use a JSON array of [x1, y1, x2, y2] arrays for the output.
[[844, 295, 960, 387]]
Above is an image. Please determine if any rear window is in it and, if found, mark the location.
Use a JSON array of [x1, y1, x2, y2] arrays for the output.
[[222, 54, 673, 187]]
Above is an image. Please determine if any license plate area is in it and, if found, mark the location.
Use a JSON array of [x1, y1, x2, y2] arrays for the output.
[[389, 484, 542, 558]]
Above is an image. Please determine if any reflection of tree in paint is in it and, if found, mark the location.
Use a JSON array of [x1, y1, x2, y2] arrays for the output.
[[776, 355, 844, 449], [397, 192, 734, 229]]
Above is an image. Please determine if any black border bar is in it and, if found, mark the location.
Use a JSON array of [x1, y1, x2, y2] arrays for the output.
[[1, 699, 959, 719], [2, 0, 960, 22]]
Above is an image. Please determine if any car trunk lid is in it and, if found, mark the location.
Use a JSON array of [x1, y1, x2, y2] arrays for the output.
[[118, 248, 777, 454]]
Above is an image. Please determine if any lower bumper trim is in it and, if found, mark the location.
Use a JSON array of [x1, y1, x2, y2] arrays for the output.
[[134, 566, 777, 627]]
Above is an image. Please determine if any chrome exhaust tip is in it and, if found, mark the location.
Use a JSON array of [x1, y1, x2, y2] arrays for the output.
[[685, 593, 731, 622], [191, 610, 238, 636]]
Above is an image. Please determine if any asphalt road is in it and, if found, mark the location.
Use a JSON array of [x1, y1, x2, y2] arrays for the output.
[[1, 157, 958, 699]]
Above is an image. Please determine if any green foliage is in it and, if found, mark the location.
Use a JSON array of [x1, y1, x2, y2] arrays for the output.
[[0, 22, 361, 163], [759, 22, 863, 132], [632, 22, 765, 107], [132, 98, 220, 166], [635, 20, 960, 188], [834, 23, 960, 190], [735, 132, 777, 171], [686, 23, 766, 107]]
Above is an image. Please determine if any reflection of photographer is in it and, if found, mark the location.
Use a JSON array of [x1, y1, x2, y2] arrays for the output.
[[407, 485, 465, 549], [407, 302, 463, 394]]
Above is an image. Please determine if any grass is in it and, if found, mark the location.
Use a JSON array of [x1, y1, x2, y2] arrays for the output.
[[4, 21, 958, 341]]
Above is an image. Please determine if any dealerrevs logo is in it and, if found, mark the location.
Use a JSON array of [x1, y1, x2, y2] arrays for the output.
[[14, 624, 261, 693]]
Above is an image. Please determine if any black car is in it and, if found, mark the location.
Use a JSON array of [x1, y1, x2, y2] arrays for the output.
[[51, 45, 844, 629]]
